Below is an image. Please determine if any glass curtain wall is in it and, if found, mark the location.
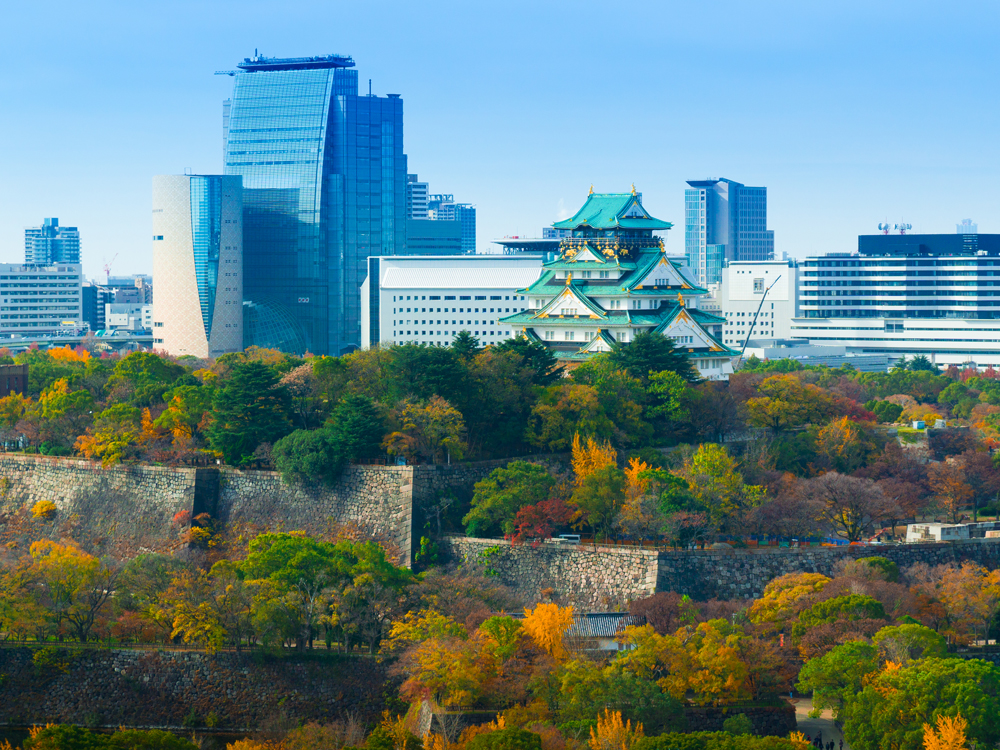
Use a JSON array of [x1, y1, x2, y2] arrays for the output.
[[189, 177, 222, 340]]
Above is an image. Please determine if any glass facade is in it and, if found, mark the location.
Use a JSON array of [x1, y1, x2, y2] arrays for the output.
[[189, 177, 222, 340], [224, 55, 406, 354]]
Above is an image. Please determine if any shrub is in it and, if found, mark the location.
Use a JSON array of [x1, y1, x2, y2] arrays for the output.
[[466, 728, 543, 750], [721, 714, 753, 736], [31, 500, 57, 520]]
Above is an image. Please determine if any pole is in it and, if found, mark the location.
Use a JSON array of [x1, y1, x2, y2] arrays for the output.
[[734, 274, 781, 370]]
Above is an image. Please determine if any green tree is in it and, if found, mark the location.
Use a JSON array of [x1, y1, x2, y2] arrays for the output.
[[796, 640, 878, 719], [451, 330, 481, 360], [463, 461, 556, 537], [239, 533, 355, 650], [493, 335, 564, 386], [207, 360, 293, 465], [388, 344, 468, 404], [572, 464, 626, 539], [871, 623, 947, 663], [329, 394, 385, 461], [843, 658, 1000, 750], [272, 427, 345, 485], [105, 351, 192, 406], [791, 594, 886, 636], [572, 359, 653, 448], [154, 384, 214, 443], [606, 331, 698, 384]]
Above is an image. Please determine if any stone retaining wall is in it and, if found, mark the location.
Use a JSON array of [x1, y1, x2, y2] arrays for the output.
[[443, 537, 660, 610], [0, 647, 390, 730], [0, 453, 566, 565], [443, 536, 1000, 605]]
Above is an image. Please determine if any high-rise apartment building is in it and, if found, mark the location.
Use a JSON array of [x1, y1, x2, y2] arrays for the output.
[[406, 175, 429, 219], [684, 178, 773, 286], [152, 175, 243, 359], [24, 219, 81, 265], [958, 219, 978, 234], [222, 52, 407, 355]]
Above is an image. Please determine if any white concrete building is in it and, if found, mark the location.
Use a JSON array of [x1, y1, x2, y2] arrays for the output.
[[152, 175, 243, 359], [360, 255, 545, 348], [720, 259, 799, 348], [0, 263, 83, 338]]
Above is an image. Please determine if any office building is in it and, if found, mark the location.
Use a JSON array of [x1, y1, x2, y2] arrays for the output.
[[222, 52, 407, 355], [107, 276, 153, 305], [428, 194, 476, 253], [0, 264, 83, 338], [958, 219, 978, 234], [719, 260, 799, 347], [501, 189, 735, 380], [152, 175, 243, 359], [684, 178, 774, 286], [789, 233, 1000, 367], [404, 219, 463, 255], [406, 175, 429, 219], [360, 255, 544, 348], [24, 219, 81, 265], [104, 303, 151, 332], [81, 281, 113, 331]]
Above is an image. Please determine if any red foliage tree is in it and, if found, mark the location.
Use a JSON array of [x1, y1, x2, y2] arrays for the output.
[[510, 497, 572, 545]]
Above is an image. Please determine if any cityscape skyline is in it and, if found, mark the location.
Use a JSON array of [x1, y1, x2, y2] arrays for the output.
[[2, 1, 999, 283]]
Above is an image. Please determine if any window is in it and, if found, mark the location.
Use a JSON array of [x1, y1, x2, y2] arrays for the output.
[[153, 235, 164, 241], [475, 295, 486, 300], [429, 295, 441, 300], [545, 330, 554, 340], [753, 278, 764, 293], [460, 295, 471, 300], [599, 271, 610, 279], [490, 295, 501, 300], [445, 295, 455, 300], [564, 331, 575, 341]]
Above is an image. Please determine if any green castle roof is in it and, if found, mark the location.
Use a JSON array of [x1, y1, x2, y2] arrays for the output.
[[551, 191, 673, 231]]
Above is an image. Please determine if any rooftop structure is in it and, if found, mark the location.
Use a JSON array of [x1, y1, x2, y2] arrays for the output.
[[235, 53, 355, 72], [502, 189, 736, 380]]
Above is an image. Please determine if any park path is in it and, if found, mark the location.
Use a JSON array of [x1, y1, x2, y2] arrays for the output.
[[790, 697, 850, 749]]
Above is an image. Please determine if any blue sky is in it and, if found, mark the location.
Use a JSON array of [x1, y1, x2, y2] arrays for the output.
[[1, 0, 998, 280]]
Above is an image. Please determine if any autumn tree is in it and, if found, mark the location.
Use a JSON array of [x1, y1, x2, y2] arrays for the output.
[[747, 572, 831, 628], [522, 602, 574, 660], [383, 396, 467, 463], [572, 464, 627, 539], [745, 374, 832, 432], [927, 459, 974, 523], [681, 444, 765, 532], [28, 540, 118, 642], [74, 404, 144, 466], [801, 472, 899, 542], [525, 384, 615, 452]]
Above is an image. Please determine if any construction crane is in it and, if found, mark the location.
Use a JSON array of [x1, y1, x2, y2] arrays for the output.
[[102, 254, 118, 285]]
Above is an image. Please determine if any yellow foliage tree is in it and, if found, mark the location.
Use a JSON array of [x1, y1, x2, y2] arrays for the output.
[[922, 713, 968, 750], [398, 635, 485, 706], [31, 500, 57, 520], [589, 710, 643, 750], [623, 457, 652, 502], [571, 433, 617, 487], [48, 345, 90, 363], [747, 572, 831, 625], [523, 602, 574, 660]]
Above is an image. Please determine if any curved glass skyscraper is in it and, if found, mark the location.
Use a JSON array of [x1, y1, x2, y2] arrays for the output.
[[222, 53, 407, 354]]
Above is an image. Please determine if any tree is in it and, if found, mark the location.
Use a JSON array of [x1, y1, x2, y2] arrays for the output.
[[872, 624, 947, 663], [646, 370, 689, 428], [207, 361, 293, 465], [682, 444, 765, 532], [791, 594, 886, 636], [383, 396, 467, 463], [843, 658, 1000, 750], [461, 349, 539, 456], [744, 374, 832, 432], [572, 465, 626, 539], [589, 710, 644, 750], [572, 433, 618, 486], [958, 448, 1000, 522], [493, 336, 563, 386], [927, 460, 974, 523], [105, 351, 192, 406], [73, 404, 144, 466], [865, 399, 904, 424], [28, 540, 118, 643], [522, 602, 574, 660], [801, 472, 899, 542], [606, 331, 698, 384], [571, 359, 652, 448], [934, 561, 1000, 644], [796, 641, 878, 719], [154, 384, 214, 447], [815, 417, 881, 474], [329, 394, 385, 462], [922, 714, 968, 750], [526, 384, 615, 452], [239, 533, 354, 649], [451, 330, 481, 361], [747, 572, 831, 627], [272, 427, 345, 485]]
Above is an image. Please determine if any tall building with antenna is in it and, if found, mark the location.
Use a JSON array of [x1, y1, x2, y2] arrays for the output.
[[220, 52, 407, 354]]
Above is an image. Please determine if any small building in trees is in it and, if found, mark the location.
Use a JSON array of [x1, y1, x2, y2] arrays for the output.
[[501, 188, 737, 380]]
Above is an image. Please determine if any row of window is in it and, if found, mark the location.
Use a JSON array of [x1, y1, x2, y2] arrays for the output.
[[395, 306, 523, 315], [393, 295, 526, 302]]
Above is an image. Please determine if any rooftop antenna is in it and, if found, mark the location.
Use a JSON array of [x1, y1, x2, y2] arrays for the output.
[[894, 221, 912, 235], [369, 79, 372, 96], [878, 221, 891, 235]]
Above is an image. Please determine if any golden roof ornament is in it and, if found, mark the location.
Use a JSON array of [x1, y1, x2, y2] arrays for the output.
[[631, 183, 637, 195], [677, 292, 685, 307], [589, 184, 594, 195], [565, 272, 573, 286]]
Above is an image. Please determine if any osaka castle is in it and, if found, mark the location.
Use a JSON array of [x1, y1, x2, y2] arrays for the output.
[[501, 188, 737, 381]]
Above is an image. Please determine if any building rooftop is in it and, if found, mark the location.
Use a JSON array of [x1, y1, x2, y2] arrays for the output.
[[236, 54, 355, 73], [552, 191, 672, 231]]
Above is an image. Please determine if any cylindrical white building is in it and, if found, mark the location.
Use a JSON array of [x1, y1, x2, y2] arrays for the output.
[[152, 175, 243, 358]]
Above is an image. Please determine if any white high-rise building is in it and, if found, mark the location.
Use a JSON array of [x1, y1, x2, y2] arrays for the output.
[[152, 175, 243, 358], [719, 260, 799, 348], [0, 263, 83, 337]]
